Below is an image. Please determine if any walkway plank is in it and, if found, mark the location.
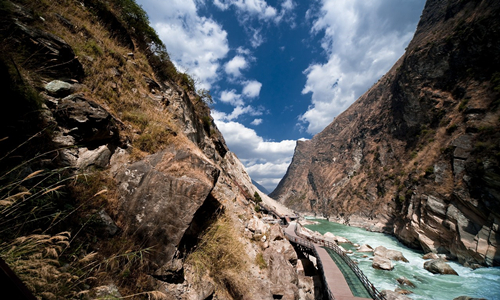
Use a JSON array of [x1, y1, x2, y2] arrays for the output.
[[284, 223, 372, 300]]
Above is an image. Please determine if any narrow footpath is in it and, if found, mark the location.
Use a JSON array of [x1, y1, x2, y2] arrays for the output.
[[284, 223, 372, 300]]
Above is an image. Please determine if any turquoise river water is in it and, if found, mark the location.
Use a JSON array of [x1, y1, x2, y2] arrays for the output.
[[305, 219, 500, 300]]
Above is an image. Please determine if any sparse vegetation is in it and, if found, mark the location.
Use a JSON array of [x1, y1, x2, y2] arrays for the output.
[[255, 252, 267, 269], [187, 214, 248, 297], [254, 191, 262, 203]]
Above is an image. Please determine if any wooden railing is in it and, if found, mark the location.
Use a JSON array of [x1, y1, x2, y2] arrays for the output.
[[283, 231, 335, 300], [294, 225, 386, 300]]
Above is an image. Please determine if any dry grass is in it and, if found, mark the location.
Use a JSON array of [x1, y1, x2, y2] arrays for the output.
[[186, 213, 249, 298], [0, 232, 90, 299]]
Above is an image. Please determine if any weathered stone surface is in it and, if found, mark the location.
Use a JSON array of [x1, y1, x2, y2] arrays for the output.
[[248, 216, 269, 235], [372, 256, 393, 271], [396, 276, 415, 288], [453, 296, 487, 300], [374, 246, 409, 262], [45, 80, 75, 98], [381, 290, 412, 300], [357, 244, 374, 252], [264, 247, 298, 299], [269, 224, 284, 241], [422, 252, 440, 260], [54, 94, 119, 144], [423, 259, 458, 275], [97, 210, 119, 237], [116, 147, 219, 269], [13, 21, 84, 80], [76, 145, 111, 169]]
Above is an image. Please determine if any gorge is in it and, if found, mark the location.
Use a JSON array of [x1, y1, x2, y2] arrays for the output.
[[0, 0, 499, 299]]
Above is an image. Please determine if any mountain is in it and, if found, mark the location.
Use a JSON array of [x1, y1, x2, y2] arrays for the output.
[[253, 179, 270, 194], [0, 0, 310, 299], [271, 0, 500, 267]]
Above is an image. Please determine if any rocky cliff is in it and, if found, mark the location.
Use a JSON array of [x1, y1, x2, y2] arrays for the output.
[[0, 0, 317, 299], [271, 0, 500, 267]]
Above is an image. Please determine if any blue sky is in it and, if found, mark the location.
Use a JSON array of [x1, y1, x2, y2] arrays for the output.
[[136, 0, 426, 192]]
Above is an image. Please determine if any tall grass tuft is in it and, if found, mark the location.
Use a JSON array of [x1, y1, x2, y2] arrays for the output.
[[187, 214, 248, 298]]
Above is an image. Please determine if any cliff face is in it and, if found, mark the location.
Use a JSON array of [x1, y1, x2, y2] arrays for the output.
[[271, 0, 500, 267]]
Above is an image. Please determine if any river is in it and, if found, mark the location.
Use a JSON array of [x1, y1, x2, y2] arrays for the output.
[[304, 218, 500, 300]]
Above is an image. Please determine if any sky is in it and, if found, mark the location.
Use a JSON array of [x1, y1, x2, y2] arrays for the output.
[[136, 0, 426, 192]]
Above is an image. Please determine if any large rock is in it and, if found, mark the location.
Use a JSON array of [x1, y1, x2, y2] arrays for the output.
[[372, 256, 394, 271], [423, 259, 458, 275], [45, 80, 76, 98], [380, 290, 412, 300], [13, 21, 84, 80], [374, 246, 409, 262], [264, 247, 298, 299], [116, 146, 220, 269], [76, 145, 112, 169], [54, 94, 119, 144], [358, 244, 374, 252]]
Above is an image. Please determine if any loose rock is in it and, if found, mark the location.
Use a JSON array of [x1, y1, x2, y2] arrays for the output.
[[423, 259, 458, 275], [372, 255, 393, 270]]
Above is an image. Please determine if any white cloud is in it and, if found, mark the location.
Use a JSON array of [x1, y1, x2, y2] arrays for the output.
[[214, 0, 277, 20], [144, 0, 229, 89], [249, 27, 264, 48], [224, 55, 248, 77], [213, 118, 298, 191], [220, 89, 244, 106], [251, 118, 263, 125], [242, 80, 262, 98], [299, 0, 421, 134]]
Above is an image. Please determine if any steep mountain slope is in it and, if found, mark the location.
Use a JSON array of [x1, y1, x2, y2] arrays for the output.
[[271, 0, 500, 267], [0, 0, 309, 299]]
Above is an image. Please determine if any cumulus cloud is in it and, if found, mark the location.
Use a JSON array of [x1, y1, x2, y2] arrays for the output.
[[242, 80, 262, 98], [143, 0, 229, 89], [220, 89, 244, 106], [224, 55, 248, 77], [213, 119, 297, 191], [300, 0, 421, 134], [213, 0, 277, 21], [251, 118, 263, 125]]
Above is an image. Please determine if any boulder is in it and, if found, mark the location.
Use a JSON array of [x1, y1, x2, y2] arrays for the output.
[[423, 259, 458, 275], [97, 210, 119, 237], [264, 247, 298, 299], [453, 296, 487, 300], [324, 232, 336, 239], [45, 80, 76, 98], [54, 94, 119, 144], [76, 145, 111, 169], [269, 239, 298, 264], [269, 224, 284, 241], [374, 246, 409, 262], [396, 276, 416, 288], [422, 252, 440, 260], [248, 216, 269, 234], [116, 147, 220, 269], [381, 290, 412, 300], [372, 255, 394, 270], [357, 244, 374, 252], [14, 21, 84, 80]]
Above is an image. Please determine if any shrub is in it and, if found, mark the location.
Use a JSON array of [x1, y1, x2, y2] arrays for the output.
[[254, 191, 262, 203]]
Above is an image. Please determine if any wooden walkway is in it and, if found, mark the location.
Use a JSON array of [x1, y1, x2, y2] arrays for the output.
[[284, 223, 374, 300]]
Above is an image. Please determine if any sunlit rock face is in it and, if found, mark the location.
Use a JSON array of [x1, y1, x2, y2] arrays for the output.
[[271, 0, 500, 267]]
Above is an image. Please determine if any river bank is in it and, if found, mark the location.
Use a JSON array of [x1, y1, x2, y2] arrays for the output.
[[304, 219, 500, 300]]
